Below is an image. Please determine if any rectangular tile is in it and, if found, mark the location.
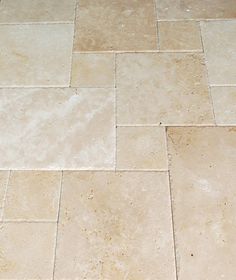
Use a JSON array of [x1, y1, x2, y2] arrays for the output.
[[117, 53, 214, 125], [0, 171, 9, 218], [0, 24, 73, 87], [167, 127, 236, 279], [201, 21, 236, 85], [74, 0, 157, 51], [0, 88, 115, 169], [0, 0, 76, 23], [54, 171, 176, 279]]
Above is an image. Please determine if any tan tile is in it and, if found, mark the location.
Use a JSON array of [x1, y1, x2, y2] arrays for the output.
[[3, 171, 61, 221], [0, 172, 9, 218], [54, 171, 176, 279], [117, 53, 214, 125], [167, 127, 236, 279], [0, 24, 73, 87], [159, 21, 202, 51], [211, 87, 236, 125], [0, 0, 76, 23], [74, 0, 157, 51], [0, 88, 115, 169], [117, 127, 168, 170], [71, 54, 114, 87], [156, 0, 236, 19], [0, 223, 56, 278], [201, 21, 236, 85]]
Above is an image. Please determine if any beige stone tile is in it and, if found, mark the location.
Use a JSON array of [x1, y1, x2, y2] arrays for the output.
[[0, 171, 9, 218], [54, 171, 176, 279], [211, 87, 236, 125], [74, 0, 157, 51], [159, 21, 202, 51], [0, 0, 76, 23], [71, 53, 114, 87], [117, 127, 168, 170], [117, 53, 214, 125], [3, 171, 61, 221], [201, 21, 236, 85], [0, 24, 73, 87], [0, 223, 56, 278], [0, 88, 115, 169], [167, 127, 236, 279], [156, 0, 236, 19]]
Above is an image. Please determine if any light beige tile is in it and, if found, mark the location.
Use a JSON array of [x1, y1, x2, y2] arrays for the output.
[[0, 24, 73, 87], [0, 171, 9, 218], [168, 127, 236, 279], [0, 0, 76, 23], [3, 171, 61, 221], [117, 127, 168, 170], [156, 0, 236, 19], [0, 223, 56, 278], [54, 171, 176, 279], [201, 21, 236, 85], [71, 54, 114, 87], [211, 87, 236, 125], [159, 21, 202, 51], [0, 88, 115, 169], [74, 0, 157, 51], [117, 53, 214, 125]]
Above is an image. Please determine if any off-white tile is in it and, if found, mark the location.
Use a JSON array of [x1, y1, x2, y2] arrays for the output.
[[0, 88, 115, 169], [168, 127, 236, 279], [0, 24, 73, 87], [117, 53, 214, 125], [54, 171, 176, 279], [0, 171, 8, 218]]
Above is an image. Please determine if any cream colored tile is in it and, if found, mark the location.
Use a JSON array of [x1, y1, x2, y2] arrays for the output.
[[117, 53, 214, 125], [156, 0, 236, 19], [117, 127, 168, 170], [0, 24, 73, 87], [0, 171, 8, 218], [54, 171, 176, 279], [0, 88, 115, 169], [71, 54, 114, 87], [201, 21, 236, 85], [0, 223, 56, 278], [168, 127, 236, 279], [74, 0, 157, 51], [159, 21, 202, 51], [0, 0, 76, 23], [211, 87, 236, 125], [3, 171, 61, 221]]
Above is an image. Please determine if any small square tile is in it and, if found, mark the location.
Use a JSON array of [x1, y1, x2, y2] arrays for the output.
[[117, 53, 214, 125], [167, 127, 236, 280], [74, 0, 158, 51], [211, 87, 236, 125], [3, 171, 61, 221], [0, 0, 76, 23], [0, 171, 9, 218], [201, 21, 236, 85], [0, 88, 115, 169], [0, 24, 73, 87], [117, 127, 168, 170], [159, 21, 202, 51], [71, 54, 114, 87], [54, 171, 176, 279], [0, 223, 56, 278]]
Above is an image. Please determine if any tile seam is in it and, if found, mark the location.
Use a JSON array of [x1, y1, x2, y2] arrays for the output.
[[0, 170, 11, 222]]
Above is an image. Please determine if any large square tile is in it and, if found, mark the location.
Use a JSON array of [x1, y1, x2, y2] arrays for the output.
[[3, 171, 61, 221], [0, 88, 115, 169], [201, 21, 236, 85], [117, 53, 214, 125], [0, 171, 9, 219], [74, 0, 157, 51], [0, 24, 73, 87], [0, 223, 56, 279], [0, 0, 76, 23], [54, 171, 176, 279], [167, 127, 236, 279]]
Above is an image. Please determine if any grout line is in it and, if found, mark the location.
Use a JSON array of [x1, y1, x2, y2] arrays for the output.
[[117, 123, 216, 127], [116, 169, 168, 172], [2, 220, 57, 223], [157, 18, 236, 22], [0, 22, 74, 25], [210, 84, 236, 87], [0, 170, 11, 222], [114, 53, 118, 171], [152, 0, 160, 50], [72, 50, 206, 54]]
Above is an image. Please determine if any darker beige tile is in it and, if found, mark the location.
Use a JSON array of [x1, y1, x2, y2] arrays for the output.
[[74, 0, 158, 51], [168, 127, 236, 279]]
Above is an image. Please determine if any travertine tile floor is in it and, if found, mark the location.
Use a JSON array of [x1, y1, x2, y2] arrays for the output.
[[0, 0, 236, 279]]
